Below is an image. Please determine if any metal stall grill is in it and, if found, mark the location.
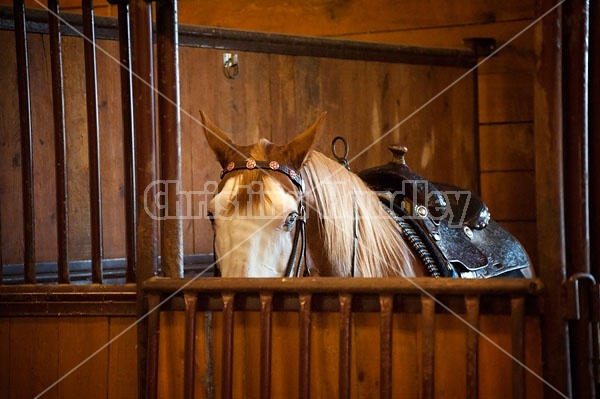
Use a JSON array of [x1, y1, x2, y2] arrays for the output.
[[0, 2, 140, 285], [143, 277, 543, 399]]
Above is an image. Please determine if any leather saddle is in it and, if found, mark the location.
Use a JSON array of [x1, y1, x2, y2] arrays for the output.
[[358, 145, 531, 278]]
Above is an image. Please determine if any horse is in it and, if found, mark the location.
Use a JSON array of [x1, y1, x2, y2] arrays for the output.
[[201, 112, 534, 279]]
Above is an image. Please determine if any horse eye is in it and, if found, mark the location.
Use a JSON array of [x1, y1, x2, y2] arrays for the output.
[[283, 211, 298, 231]]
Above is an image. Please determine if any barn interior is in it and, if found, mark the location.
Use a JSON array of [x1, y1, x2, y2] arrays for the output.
[[0, 0, 597, 398]]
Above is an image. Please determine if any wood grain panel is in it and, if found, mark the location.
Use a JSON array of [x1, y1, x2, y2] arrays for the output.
[[480, 171, 536, 221], [434, 314, 467, 398], [479, 123, 534, 172], [478, 315, 512, 399], [177, 46, 198, 255], [310, 312, 338, 398], [0, 30, 23, 265], [392, 313, 419, 398], [57, 318, 109, 398], [345, 20, 535, 74], [62, 35, 92, 261], [96, 39, 126, 260], [351, 312, 380, 397], [173, 0, 535, 37], [107, 317, 138, 399], [271, 311, 300, 398], [28, 34, 57, 263], [479, 72, 533, 123], [0, 318, 9, 395], [9, 317, 60, 399], [524, 316, 543, 398], [180, 49, 476, 253], [158, 311, 185, 398]]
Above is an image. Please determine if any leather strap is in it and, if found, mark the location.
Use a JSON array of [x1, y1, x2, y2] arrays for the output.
[[221, 159, 303, 190]]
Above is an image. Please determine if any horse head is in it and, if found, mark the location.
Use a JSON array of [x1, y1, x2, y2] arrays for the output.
[[201, 111, 326, 277]]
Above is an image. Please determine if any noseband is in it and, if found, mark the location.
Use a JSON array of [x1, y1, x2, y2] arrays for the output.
[[216, 159, 308, 277]]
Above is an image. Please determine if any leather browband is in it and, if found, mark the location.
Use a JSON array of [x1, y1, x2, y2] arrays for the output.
[[220, 159, 303, 190]]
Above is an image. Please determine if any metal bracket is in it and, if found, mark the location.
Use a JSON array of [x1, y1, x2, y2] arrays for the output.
[[223, 53, 239, 79], [462, 37, 497, 57], [564, 273, 598, 320]]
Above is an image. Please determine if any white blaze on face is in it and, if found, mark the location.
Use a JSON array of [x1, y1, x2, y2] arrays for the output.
[[208, 176, 299, 277]]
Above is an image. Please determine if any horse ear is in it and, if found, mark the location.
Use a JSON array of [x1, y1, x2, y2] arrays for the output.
[[283, 112, 327, 170], [200, 110, 238, 168]]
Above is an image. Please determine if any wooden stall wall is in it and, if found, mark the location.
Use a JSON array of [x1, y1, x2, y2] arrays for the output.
[[0, 29, 477, 265], [51, 0, 539, 266], [0, 316, 138, 398]]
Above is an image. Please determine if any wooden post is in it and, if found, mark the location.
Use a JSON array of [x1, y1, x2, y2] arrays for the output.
[[534, 0, 571, 396]]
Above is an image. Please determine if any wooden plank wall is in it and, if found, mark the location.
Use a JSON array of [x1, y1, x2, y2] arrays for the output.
[[0, 308, 542, 399], [0, 316, 138, 398], [0, 30, 476, 263]]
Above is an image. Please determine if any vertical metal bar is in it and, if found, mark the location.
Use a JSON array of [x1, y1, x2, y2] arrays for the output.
[[184, 292, 197, 399], [421, 295, 435, 399], [338, 293, 352, 399], [563, 0, 590, 279], [204, 312, 215, 399], [156, 0, 183, 278], [116, 0, 136, 284], [298, 293, 312, 399], [379, 294, 393, 399], [222, 293, 235, 399], [13, 0, 36, 284], [465, 295, 480, 399], [48, 0, 69, 284], [260, 293, 273, 399], [592, 284, 600, 386], [591, 0, 600, 283], [511, 296, 526, 399], [146, 293, 161, 399], [590, 14, 600, 389], [130, 0, 157, 396], [82, 0, 103, 283], [0, 202, 3, 284], [563, 0, 594, 396]]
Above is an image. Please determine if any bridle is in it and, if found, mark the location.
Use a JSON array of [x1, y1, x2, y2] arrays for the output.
[[214, 158, 308, 277]]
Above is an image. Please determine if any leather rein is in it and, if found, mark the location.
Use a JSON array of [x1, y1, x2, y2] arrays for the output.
[[216, 159, 308, 278]]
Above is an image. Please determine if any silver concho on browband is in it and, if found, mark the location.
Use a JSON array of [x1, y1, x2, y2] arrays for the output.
[[220, 158, 304, 190]]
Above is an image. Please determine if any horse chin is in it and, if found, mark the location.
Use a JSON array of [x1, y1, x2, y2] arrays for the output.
[[217, 260, 285, 277], [215, 245, 290, 277]]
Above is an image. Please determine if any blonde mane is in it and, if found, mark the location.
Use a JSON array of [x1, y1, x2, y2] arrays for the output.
[[302, 151, 417, 277]]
